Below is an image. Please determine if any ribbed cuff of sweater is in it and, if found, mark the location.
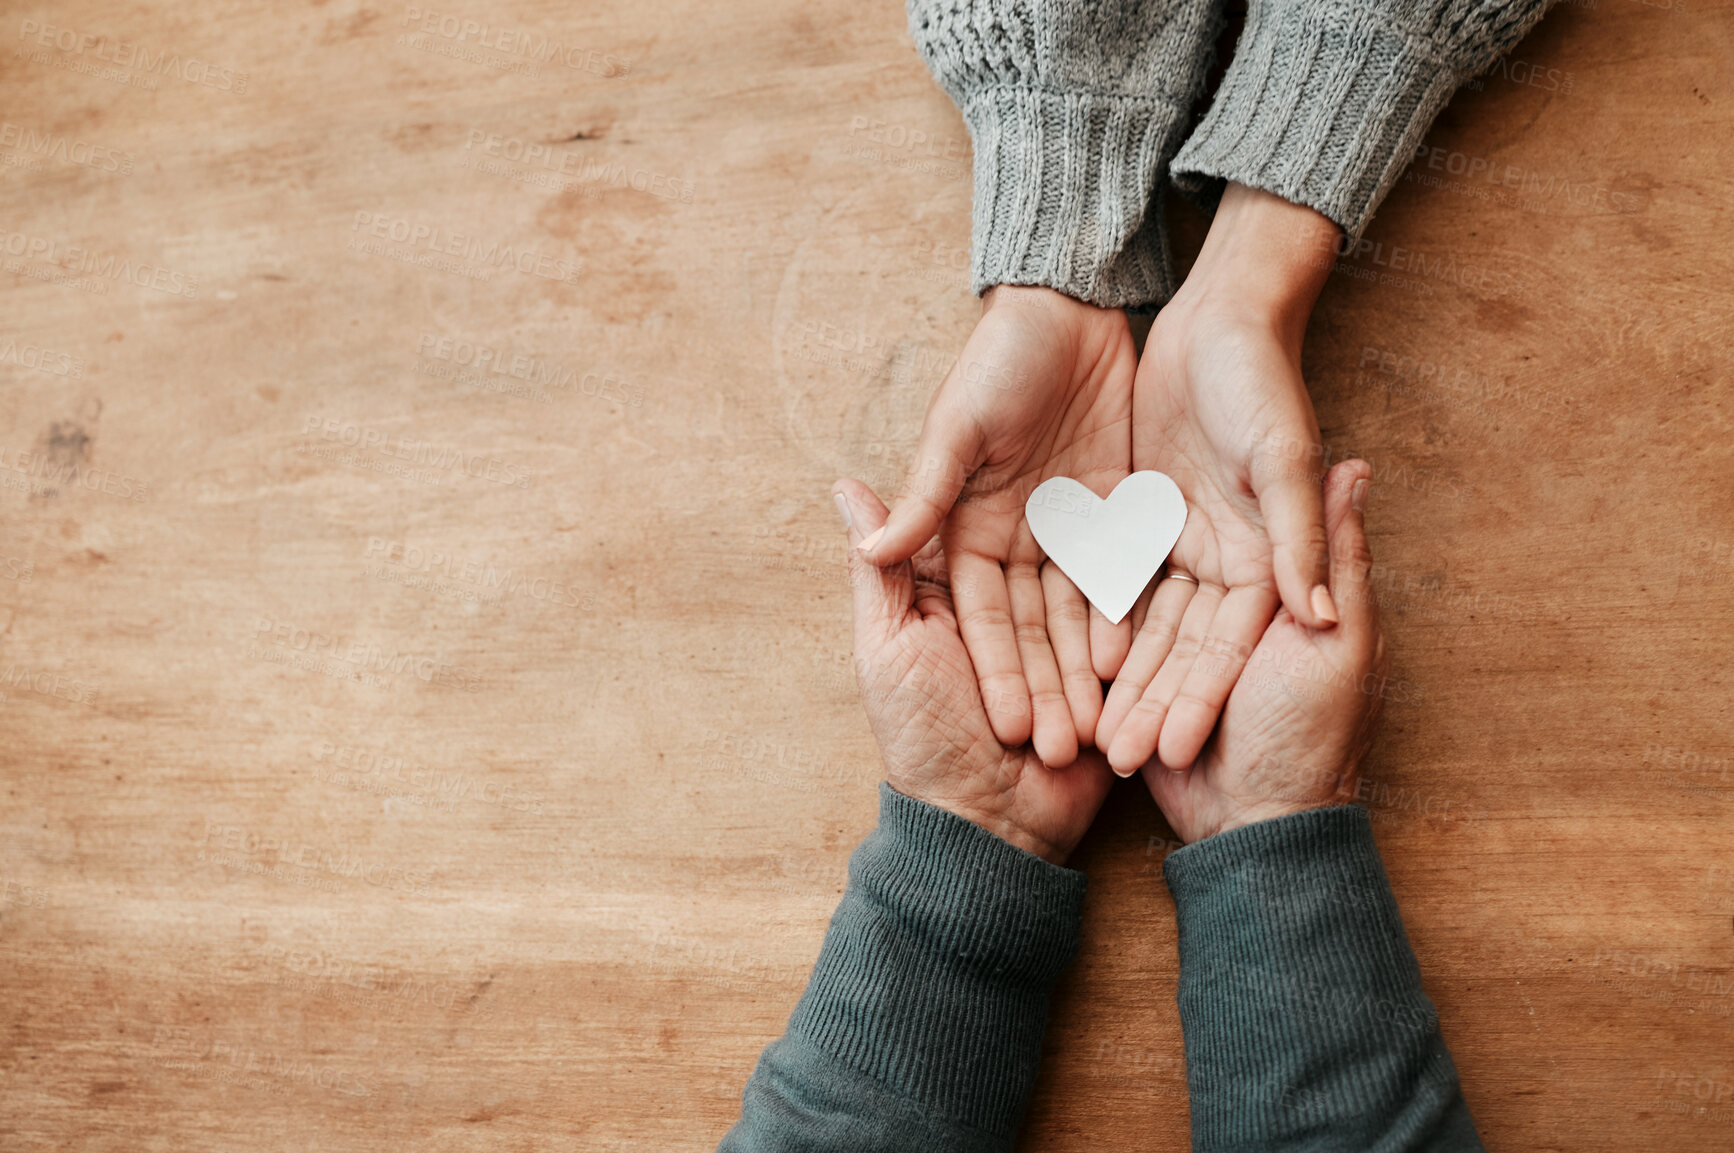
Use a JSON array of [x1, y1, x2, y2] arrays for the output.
[[961, 86, 1190, 308], [1162, 805, 1483, 1152], [1171, 0, 1467, 241], [785, 783, 1087, 1136]]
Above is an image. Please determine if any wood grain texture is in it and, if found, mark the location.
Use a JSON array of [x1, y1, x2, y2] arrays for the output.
[[1, 1, 1730, 1150]]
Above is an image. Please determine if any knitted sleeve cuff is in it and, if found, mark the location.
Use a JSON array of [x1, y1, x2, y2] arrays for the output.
[[786, 783, 1087, 1136], [1171, 0, 1468, 241], [960, 85, 1191, 308], [1162, 805, 1481, 1151], [1162, 805, 1424, 1005]]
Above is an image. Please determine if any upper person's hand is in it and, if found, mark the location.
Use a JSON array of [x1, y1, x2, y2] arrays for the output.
[[835, 478, 1116, 866], [1142, 459, 1384, 843], [1097, 182, 1344, 777], [857, 285, 1136, 770]]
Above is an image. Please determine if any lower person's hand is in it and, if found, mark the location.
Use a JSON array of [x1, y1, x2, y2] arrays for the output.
[[1143, 460, 1384, 843], [858, 286, 1136, 768], [837, 478, 1115, 865], [1099, 182, 1343, 776]]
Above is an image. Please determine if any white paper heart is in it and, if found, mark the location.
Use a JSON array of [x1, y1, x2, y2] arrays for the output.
[[1025, 472, 1187, 625]]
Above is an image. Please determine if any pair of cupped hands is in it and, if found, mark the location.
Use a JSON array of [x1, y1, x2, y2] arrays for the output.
[[834, 185, 1386, 863]]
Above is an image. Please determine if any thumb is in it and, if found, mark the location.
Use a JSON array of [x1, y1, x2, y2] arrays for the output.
[[858, 400, 980, 566], [1251, 430, 1335, 629], [835, 478, 914, 656], [1322, 459, 1378, 650]]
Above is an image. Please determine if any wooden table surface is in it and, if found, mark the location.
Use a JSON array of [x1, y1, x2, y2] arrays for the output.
[[2, 1, 1730, 1150]]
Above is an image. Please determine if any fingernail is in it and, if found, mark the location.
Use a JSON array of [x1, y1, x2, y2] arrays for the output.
[[1351, 478, 1369, 512], [856, 526, 885, 554], [1311, 584, 1339, 626], [832, 492, 853, 529]]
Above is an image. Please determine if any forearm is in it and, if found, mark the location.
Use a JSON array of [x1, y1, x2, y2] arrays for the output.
[[718, 784, 1087, 1152], [1172, 181, 1339, 341], [1174, 0, 1560, 239], [1163, 805, 1483, 1153], [907, 0, 1227, 307]]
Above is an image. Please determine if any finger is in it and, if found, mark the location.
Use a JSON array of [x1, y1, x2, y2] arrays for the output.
[[834, 480, 914, 657], [1097, 575, 1196, 760], [909, 534, 951, 589], [1323, 459, 1378, 652], [1252, 433, 1334, 629], [1156, 584, 1280, 770], [950, 548, 1032, 747], [1105, 581, 1221, 776], [1128, 576, 1158, 634], [1089, 599, 1134, 681], [1042, 564, 1100, 749], [1009, 559, 1077, 767], [860, 395, 979, 566]]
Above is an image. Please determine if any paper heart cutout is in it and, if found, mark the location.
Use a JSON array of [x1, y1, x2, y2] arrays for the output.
[[1025, 472, 1187, 625]]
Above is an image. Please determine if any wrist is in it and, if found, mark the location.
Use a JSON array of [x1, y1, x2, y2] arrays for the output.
[[1193, 763, 1364, 842], [949, 804, 1069, 866], [981, 283, 1099, 323], [1210, 797, 1342, 840], [1176, 183, 1341, 342], [901, 784, 1070, 866]]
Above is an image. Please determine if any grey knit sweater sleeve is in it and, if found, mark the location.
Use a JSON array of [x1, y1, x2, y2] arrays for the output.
[[716, 783, 1089, 1153], [1172, 0, 1558, 239], [1163, 804, 1484, 1152], [906, 0, 1225, 307], [908, 0, 1558, 301]]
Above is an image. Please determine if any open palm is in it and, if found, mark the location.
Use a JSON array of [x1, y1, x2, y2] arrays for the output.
[[1144, 461, 1383, 842], [863, 286, 1136, 769], [839, 477, 1114, 864], [1097, 301, 1332, 775]]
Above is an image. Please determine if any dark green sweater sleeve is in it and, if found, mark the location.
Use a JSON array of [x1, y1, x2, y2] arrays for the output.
[[717, 784, 1087, 1153], [1162, 804, 1483, 1153]]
